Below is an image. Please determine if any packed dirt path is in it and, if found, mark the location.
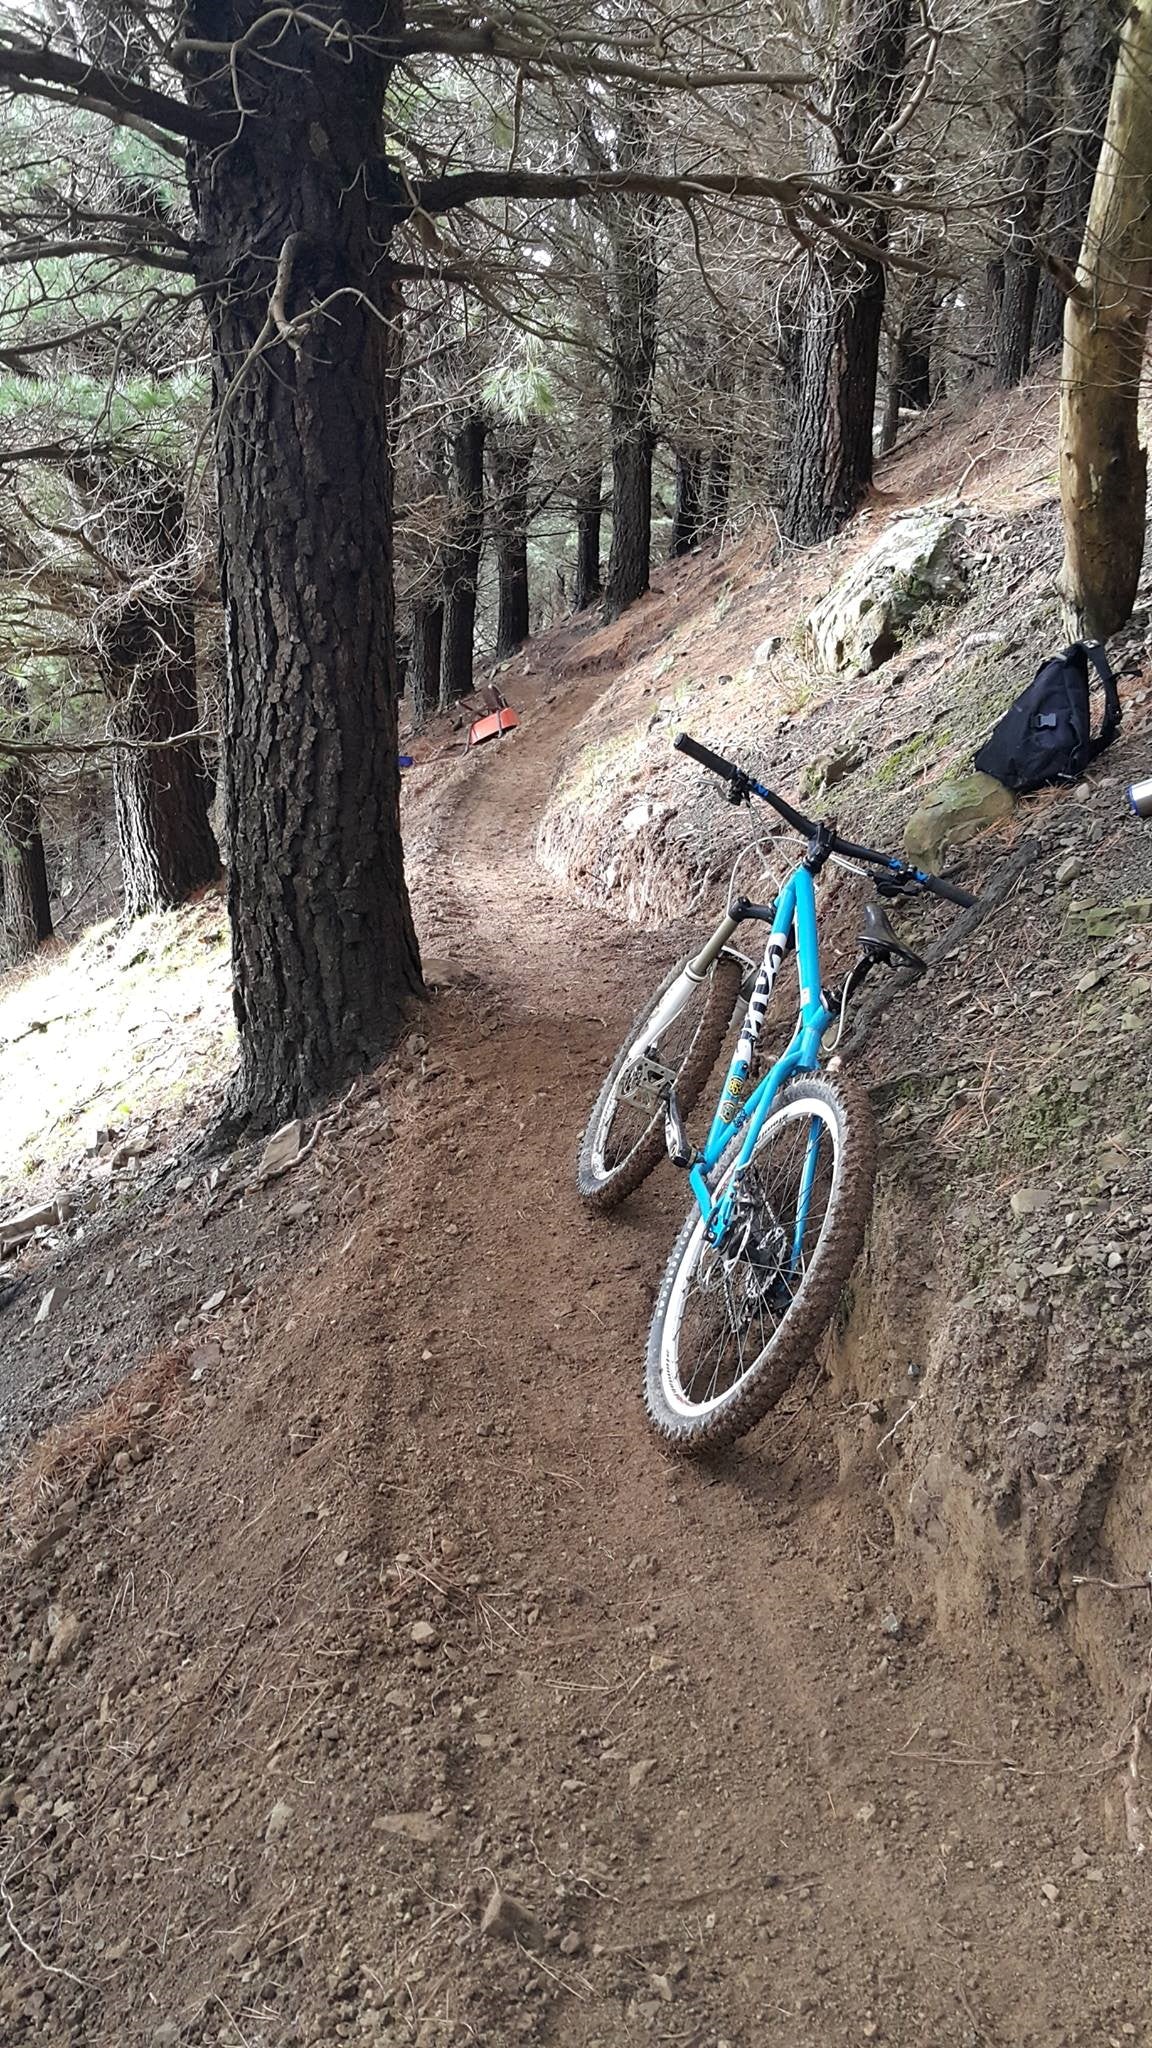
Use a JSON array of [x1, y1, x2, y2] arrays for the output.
[[3, 625, 1148, 2048], [388, 666, 1150, 2048]]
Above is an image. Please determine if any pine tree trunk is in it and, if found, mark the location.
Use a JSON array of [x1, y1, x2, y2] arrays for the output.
[[106, 605, 220, 920], [603, 176, 659, 620], [491, 433, 534, 658], [440, 412, 487, 707], [993, 0, 1064, 387], [186, 0, 424, 1127], [1, 806, 49, 966], [785, 260, 889, 543], [782, 0, 911, 546], [69, 461, 219, 922], [572, 469, 602, 611], [879, 253, 936, 454], [703, 432, 732, 535], [0, 681, 53, 964], [1059, 0, 1152, 637], [605, 433, 654, 620], [669, 447, 704, 556], [408, 599, 443, 728], [1033, 2, 1118, 357]]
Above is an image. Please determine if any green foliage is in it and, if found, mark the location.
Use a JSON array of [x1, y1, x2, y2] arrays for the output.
[[483, 339, 557, 423]]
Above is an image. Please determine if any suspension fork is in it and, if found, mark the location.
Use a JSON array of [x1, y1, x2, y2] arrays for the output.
[[622, 910, 746, 1063]]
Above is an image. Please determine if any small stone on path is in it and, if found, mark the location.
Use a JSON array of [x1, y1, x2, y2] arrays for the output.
[[265, 1799, 293, 1842], [480, 1887, 542, 1945], [260, 1119, 304, 1178], [374, 1811, 442, 1843], [46, 1610, 87, 1669]]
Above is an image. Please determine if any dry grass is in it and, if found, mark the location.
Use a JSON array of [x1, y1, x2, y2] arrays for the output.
[[6, 1341, 192, 1539], [0, 887, 235, 1211]]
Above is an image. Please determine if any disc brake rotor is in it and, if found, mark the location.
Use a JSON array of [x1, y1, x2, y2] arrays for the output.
[[714, 1174, 791, 1298]]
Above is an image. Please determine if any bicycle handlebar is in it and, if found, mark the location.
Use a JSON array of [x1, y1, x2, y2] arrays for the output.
[[673, 730, 978, 910], [673, 731, 817, 836]]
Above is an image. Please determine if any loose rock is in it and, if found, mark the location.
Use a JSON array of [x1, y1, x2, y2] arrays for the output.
[[265, 1799, 294, 1842], [480, 1887, 542, 1946], [903, 772, 1013, 871], [261, 1119, 306, 1179]]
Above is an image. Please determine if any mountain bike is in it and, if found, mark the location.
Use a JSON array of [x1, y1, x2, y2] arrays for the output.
[[579, 731, 976, 1454]]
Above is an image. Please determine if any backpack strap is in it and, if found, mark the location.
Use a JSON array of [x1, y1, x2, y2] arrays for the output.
[[1077, 640, 1122, 757]]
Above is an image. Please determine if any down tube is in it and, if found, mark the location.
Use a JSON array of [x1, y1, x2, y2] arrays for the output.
[[699, 875, 798, 1165], [790, 867, 829, 1268]]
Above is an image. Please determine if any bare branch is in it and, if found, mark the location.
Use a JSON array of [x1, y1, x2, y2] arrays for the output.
[[400, 26, 814, 95], [0, 728, 217, 761], [0, 235, 194, 274], [0, 29, 218, 143], [0, 73, 187, 157], [411, 168, 950, 272]]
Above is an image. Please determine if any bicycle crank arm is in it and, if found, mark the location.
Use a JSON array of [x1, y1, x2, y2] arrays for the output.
[[663, 1089, 695, 1169]]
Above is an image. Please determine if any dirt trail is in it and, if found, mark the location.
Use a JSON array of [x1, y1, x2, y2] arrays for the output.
[[382, 674, 1150, 2046], [3, 620, 1149, 2048]]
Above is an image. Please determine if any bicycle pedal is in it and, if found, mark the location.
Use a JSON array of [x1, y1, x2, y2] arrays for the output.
[[663, 1091, 695, 1169]]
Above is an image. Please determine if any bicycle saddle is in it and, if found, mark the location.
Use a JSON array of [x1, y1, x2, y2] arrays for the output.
[[857, 900, 926, 973]]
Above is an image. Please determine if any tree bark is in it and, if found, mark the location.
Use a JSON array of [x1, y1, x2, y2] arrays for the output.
[[703, 428, 732, 536], [782, 0, 911, 546], [1059, 0, 1152, 638], [1033, 0, 1119, 358], [491, 432, 534, 658], [669, 446, 705, 556], [0, 679, 53, 965], [186, 0, 424, 1128], [572, 468, 602, 611], [408, 598, 443, 728], [86, 473, 220, 920], [879, 239, 936, 453], [602, 105, 660, 621], [993, 0, 1064, 388], [106, 610, 220, 920], [439, 411, 487, 707]]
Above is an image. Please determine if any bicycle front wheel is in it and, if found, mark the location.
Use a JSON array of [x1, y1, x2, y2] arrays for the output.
[[577, 952, 743, 1211], [645, 1072, 876, 1454]]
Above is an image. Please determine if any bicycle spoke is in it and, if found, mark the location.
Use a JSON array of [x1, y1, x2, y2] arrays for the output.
[[663, 1097, 839, 1416]]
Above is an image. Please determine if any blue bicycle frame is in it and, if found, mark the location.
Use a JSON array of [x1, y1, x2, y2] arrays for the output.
[[688, 864, 831, 1258]]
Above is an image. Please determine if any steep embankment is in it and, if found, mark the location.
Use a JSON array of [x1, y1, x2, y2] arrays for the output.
[[537, 373, 1152, 1733], [1, 375, 1151, 2047]]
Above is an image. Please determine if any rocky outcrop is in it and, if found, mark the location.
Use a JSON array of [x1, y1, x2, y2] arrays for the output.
[[806, 505, 968, 674]]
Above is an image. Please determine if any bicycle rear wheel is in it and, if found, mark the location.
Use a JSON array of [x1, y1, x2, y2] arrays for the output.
[[645, 1072, 876, 1453], [577, 953, 743, 1211]]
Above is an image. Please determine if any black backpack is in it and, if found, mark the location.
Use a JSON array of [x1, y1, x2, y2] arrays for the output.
[[974, 641, 1121, 794]]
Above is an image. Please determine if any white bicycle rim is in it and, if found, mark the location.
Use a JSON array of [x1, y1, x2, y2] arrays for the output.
[[657, 1093, 842, 1423], [588, 977, 698, 1178]]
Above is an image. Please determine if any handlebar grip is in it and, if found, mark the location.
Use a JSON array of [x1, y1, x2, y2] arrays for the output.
[[921, 873, 978, 909], [673, 731, 742, 783]]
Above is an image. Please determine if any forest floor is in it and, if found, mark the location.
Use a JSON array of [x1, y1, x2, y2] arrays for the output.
[[2, 372, 1152, 2047]]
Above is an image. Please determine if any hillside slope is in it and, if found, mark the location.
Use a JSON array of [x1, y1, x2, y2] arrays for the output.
[[2, 374, 1152, 2047]]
